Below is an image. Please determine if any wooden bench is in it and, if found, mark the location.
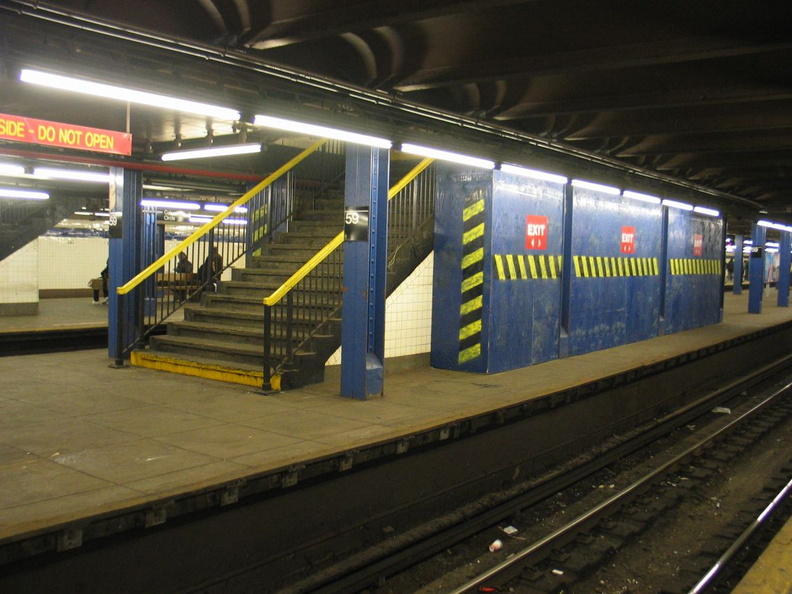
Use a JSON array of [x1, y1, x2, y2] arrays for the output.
[[156, 273, 203, 299]]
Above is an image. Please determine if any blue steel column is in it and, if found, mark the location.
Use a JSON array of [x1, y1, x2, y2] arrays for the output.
[[732, 234, 744, 294], [108, 167, 142, 360], [748, 223, 766, 314], [341, 145, 389, 399], [559, 182, 573, 358], [658, 206, 670, 335], [778, 231, 790, 307]]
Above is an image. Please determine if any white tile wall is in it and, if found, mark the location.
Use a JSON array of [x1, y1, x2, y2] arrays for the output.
[[2, 235, 432, 358], [326, 252, 434, 365], [39, 236, 108, 289], [0, 240, 39, 304]]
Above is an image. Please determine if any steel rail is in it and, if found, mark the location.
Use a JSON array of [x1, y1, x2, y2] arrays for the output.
[[449, 373, 792, 594], [283, 354, 792, 593], [689, 476, 792, 594]]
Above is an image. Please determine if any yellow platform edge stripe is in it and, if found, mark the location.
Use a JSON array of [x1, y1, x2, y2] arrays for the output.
[[130, 351, 271, 389]]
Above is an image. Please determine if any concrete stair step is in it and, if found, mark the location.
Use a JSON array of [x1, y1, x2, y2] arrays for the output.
[[220, 279, 281, 296], [260, 245, 329, 260], [276, 231, 339, 246], [149, 334, 268, 367]]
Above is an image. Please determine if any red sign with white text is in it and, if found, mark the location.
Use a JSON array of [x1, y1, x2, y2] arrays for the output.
[[0, 112, 132, 155], [526, 215, 548, 250], [621, 226, 636, 254], [693, 234, 703, 256]]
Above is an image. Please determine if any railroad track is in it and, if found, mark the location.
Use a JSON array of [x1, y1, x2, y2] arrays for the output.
[[449, 374, 792, 593], [283, 355, 792, 594]]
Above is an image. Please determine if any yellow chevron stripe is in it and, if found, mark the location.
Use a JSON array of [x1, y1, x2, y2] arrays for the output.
[[462, 199, 485, 222], [573, 256, 581, 277], [462, 247, 484, 270], [518, 255, 528, 279], [549, 255, 558, 278], [506, 254, 517, 279], [458, 343, 481, 364], [539, 256, 548, 278], [461, 271, 484, 293], [463, 222, 485, 245], [459, 319, 482, 340], [652, 258, 659, 275], [460, 295, 483, 315], [494, 255, 505, 280], [529, 255, 538, 278]]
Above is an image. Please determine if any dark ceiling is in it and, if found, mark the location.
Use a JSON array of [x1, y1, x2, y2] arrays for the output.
[[1, 0, 792, 229]]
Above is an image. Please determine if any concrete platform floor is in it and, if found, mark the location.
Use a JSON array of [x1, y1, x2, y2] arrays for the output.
[[0, 292, 790, 543]]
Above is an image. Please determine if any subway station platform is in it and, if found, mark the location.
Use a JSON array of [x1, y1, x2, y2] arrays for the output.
[[0, 292, 791, 573]]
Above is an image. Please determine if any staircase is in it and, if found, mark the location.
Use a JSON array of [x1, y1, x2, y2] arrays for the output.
[[141, 191, 344, 387], [132, 157, 435, 389], [0, 195, 88, 262]]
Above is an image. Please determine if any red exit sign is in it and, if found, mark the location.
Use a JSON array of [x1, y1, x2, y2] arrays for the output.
[[0, 112, 132, 155], [621, 226, 636, 254], [526, 215, 548, 250]]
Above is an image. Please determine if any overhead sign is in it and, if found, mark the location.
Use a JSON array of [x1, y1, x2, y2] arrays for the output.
[[525, 215, 548, 250], [692, 234, 703, 257], [621, 226, 636, 254], [0, 112, 132, 156]]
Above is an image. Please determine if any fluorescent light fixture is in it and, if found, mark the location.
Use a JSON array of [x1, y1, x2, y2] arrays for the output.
[[34, 167, 111, 183], [73, 211, 110, 217], [254, 114, 392, 148], [20, 69, 241, 120], [693, 206, 720, 217], [756, 220, 774, 228], [500, 164, 567, 185], [161, 143, 262, 162], [744, 240, 754, 245], [400, 143, 494, 169], [190, 214, 247, 225], [142, 184, 185, 192], [662, 199, 694, 211], [204, 203, 248, 213], [766, 241, 780, 248], [571, 179, 620, 195], [140, 199, 201, 210], [0, 188, 49, 199], [0, 163, 25, 176], [623, 190, 661, 204]]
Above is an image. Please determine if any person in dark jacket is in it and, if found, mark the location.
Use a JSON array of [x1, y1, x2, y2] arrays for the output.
[[198, 246, 223, 291]]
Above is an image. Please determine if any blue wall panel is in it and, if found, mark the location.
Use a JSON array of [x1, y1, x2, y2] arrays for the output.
[[568, 188, 662, 356], [665, 210, 723, 333], [488, 170, 564, 372], [430, 166, 564, 373], [431, 165, 493, 373]]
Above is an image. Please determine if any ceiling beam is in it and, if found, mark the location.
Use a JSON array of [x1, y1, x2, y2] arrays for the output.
[[553, 102, 792, 140], [495, 85, 792, 121], [392, 37, 792, 92], [242, 0, 532, 49]]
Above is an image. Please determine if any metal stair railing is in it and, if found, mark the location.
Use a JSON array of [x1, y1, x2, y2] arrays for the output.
[[113, 138, 341, 366], [261, 157, 435, 390]]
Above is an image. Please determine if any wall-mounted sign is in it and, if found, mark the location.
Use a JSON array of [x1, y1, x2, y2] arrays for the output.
[[692, 233, 703, 257], [344, 206, 369, 242], [0, 112, 132, 156], [525, 215, 548, 250], [108, 212, 123, 239], [620, 226, 636, 254]]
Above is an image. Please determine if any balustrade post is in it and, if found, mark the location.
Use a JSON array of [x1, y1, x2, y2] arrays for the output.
[[262, 305, 272, 391]]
